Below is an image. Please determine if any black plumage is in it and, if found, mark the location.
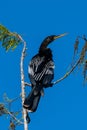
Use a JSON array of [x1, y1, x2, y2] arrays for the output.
[[23, 33, 66, 112]]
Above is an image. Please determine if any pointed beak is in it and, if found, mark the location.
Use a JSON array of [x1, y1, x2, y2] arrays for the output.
[[54, 33, 68, 40]]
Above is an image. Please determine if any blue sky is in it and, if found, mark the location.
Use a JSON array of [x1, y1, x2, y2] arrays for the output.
[[0, 0, 87, 130]]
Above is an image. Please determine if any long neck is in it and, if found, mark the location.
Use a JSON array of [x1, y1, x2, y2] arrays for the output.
[[39, 40, 50, 51], [39, 38, 53, 60], [39, 48, 53, 60]]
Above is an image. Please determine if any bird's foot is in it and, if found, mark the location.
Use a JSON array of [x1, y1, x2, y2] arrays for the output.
[[23, 104, 33, 113], [26, 113, 31, 123]]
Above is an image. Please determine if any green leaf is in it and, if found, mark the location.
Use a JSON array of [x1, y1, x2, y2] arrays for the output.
[[0, 24, 21, 51]]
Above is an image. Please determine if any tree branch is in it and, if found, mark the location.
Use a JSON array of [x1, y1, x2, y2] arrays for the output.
[[52, 58, 80, 85], [10, 95, 21, 103], [25, 82, 32, 87], [18, 35, 29, 130], [7, 110, 24, 125], [24, 58, 80, 88]]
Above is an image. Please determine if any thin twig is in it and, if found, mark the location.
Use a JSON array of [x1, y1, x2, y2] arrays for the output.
[[78, 35, 87, 41], [25, 82, 32, 87], [7, 110, 24, 125], [52, 58, 80, 85], [9, 95, 21, 104]]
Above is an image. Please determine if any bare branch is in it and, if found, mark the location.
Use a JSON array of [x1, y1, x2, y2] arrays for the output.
[[52, 58, 80, 85], [10, 95, 21, 103], [25, 82, 32, 87], [18, 35, 29, 130], [7, 110, 24, 125], [3, 93, 21, 104]]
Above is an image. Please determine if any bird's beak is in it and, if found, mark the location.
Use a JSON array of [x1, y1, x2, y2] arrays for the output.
[[54, 33, 68, 40]]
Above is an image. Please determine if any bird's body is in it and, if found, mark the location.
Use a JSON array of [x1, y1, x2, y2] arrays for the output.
[[23, 33, 67, 113], [29, 49, 54, 87], [24, 49, 54, 112]]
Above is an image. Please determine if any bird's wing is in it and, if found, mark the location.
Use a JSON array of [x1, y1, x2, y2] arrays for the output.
[[42, 61, 54, 87], [28, 55, 54, 84]]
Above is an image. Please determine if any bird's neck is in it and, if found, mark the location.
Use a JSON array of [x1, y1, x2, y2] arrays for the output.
[[39, 41, 50, 51], [39, 48, 52, 60]]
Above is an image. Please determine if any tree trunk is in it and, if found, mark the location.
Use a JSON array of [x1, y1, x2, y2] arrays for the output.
[[20, 35, 28, 130]]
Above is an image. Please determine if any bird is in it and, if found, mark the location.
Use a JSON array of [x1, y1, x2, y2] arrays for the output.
[[23, 33, 67, 113]]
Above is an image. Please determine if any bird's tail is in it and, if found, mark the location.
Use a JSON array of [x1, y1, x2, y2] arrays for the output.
[[23, 85, 43, 112]]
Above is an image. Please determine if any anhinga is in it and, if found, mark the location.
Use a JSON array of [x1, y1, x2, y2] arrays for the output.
[[23, 33, 66, 113]]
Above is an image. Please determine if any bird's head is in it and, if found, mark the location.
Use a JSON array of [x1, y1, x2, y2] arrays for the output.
[[39, 33, 68, 52]]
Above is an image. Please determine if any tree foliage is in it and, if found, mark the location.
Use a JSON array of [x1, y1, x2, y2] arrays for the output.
[[0, 24, 21, 51], [73, 36, 87, 83]]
